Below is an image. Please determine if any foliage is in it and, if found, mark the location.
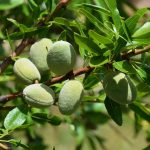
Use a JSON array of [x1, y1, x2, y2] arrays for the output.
[[0, 0, 150, 149]]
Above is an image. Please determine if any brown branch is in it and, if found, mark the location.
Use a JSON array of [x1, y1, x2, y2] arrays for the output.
[[1, 44, 150, 103], [0, 0, 71, 75], [0, 39, 34, 75], [0, 92, 22, 103], [45, 66, 94, 85], [121, 45, 150, 59], [0, 66, 94, 103], [0, 143, 9, 150]]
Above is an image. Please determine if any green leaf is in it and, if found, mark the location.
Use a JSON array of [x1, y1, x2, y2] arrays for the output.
[[133, 38, 150, 46], [134, 113, 142, 135], [129, 102, 150, 122], [58, 30, 66, 41], [74, 33, 101, 55], [143, 144, 150, 150], [4, 106, 28, 130], [7, 26, 50, 40], [87, 136, 96, 150], [93, 0, 108, 8], [9, 139, 31, 150], [132, 22, 150, 38], [75, 124, 85, 149], [88, 30, 113, 45], [45, 0, 53, 11], [114, 8, 148, 54], [79, 3, 110, 16], [0, 0, 24, 10], [75, 20, 85, 36], [79, 8, 111, 36], [7, 18, 28, 33], [125, 8, 148, 35], [54, 17, 70, 27], [28, 0, 38, 10], [121, 19, 132, 43], [104, 97, 122, 126], [31, 113, 61, 126], [84, 111, 109, 124], [83, 74, 100, 90], [113, 60, 136, 74], [94, 135, 106, 150], [90, 55, 109, 66], [104, 0, 122, 32], [132, 64, 147, 80]]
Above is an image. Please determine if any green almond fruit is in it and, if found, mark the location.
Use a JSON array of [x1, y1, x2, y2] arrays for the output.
[[13, 58, 41, 84], [47, 40, 76, 75], [103, 72, 137, 105], [132, 22, 150, 38], [58, 80, 84, 115], [30, 38, 53, 72], [23, 84, 55, 107]]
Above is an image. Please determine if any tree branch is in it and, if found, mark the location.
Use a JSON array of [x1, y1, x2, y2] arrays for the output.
[[45, 66, 94, 85], [1, 44, 150, 103], [121, 45, 150, 59], [0, 92, 22, 103], [0, 66, 94, 103], [0, 0, 71, 75], [0, 143, 9, 150]]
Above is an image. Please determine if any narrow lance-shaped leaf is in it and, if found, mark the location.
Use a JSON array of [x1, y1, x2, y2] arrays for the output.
[[74, 33, 101, 55], [31, 112, 61, 126], [78, 3, 111, 16], [104, 97, 122, 126], [8, 139, 31, 150], [132, 22, 150, 38], [58, 30, 67, 41], [113, 60, 136, 74], [129, 102, 150, 122], [125, 8, 149, 35], [79, 8, 112, 36], [104, 0, 122, 32], [114, 8, 148, 55], [88, 30, 113, 45], [7, 26, 50, 40], [0, 0, 24, 10]]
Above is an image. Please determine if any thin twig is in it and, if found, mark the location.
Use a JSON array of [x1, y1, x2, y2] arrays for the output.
[[0, 106, 16, 110], [0, 92, 22, 103], [0, 66, 94, 103], [121, 45, 150, 59], [45, 66, 94, 85], [0, 0, 71, 75], [0, 39, 34, 75], [0, 143, 9, 150]]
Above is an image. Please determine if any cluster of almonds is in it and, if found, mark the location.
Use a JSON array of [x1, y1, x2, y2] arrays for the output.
[[13, 38, 83, 115], [103, 71, 137, 105]]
